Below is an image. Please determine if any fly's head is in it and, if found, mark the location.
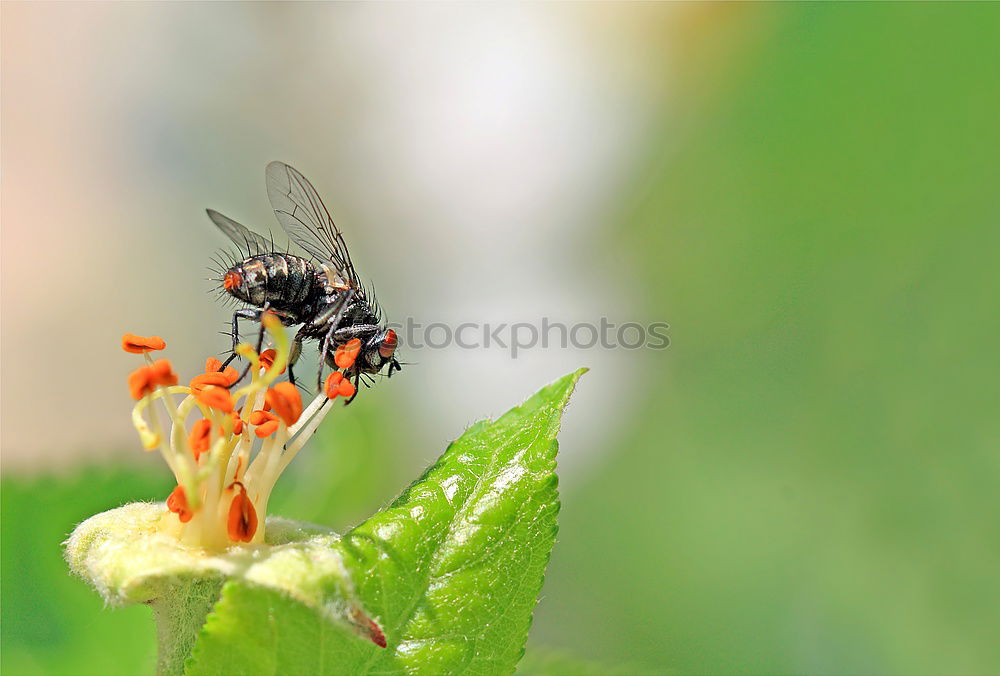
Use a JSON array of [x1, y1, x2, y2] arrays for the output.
[[334, 327, 400, 378], [368, 327, 401, 377]]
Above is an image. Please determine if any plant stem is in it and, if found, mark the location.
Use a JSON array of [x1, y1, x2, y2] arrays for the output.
[[150, 578, 224, 676]]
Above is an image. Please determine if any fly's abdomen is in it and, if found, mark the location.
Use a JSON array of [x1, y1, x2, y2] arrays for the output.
[[231, 254, 314, 308]]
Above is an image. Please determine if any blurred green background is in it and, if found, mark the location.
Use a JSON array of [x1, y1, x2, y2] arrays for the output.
[[3, 4, 999, 675]]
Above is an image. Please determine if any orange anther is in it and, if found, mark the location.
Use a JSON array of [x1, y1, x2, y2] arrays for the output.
[[188, 419, 212, 460], [166, 485, 193, 523], [128, 366, 154, 400], [221, 367, 240, 385], [325, 371, 342, 398], [249, 410, 274, 425], [128, 359, 177, 399], [205, 357, 223, 372], [122, 334, 166, 354], [230, 411, 244, 435], [189, 366, 239, 394], [249, 410, 279, 438], [190, 373, 225, 393], [325, 371, 356, 400], [255, 420, 279, 438], [195, 385, 234, 413], [148, 359, 178, 388], [334, 338, 362, 369], [227, 484, 258, 543], [265, 382, 303, 426], [259, 349, 275, 370], [258, 349, 286, 374]]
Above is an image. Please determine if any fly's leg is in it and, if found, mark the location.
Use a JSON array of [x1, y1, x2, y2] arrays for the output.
[[287, 331, 304, 386], [231, 303, 273, 384], [218, 306, 299, 385], [220, 309, 265, 369], [345, 371, 362, 405], [332, 324, 380, 342]]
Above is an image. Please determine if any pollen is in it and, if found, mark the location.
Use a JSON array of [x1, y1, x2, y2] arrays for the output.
[[334, 338, 362, 369], [325, 371, 357, 400], [227, 483, 258, 543], [122, 333, 166, 354], [223, 270, 242, 291]]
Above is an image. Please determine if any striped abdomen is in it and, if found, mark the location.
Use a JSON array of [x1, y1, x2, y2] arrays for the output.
[[223, 253, 315, 309]]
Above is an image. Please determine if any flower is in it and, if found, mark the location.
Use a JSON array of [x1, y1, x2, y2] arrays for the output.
[[123, 318, 359, 552]]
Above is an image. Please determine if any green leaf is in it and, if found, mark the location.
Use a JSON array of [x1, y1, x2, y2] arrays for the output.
[[186, 369, 585, 675]]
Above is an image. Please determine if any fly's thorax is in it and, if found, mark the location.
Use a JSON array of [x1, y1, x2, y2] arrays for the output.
[[318, 264, 351, 293]]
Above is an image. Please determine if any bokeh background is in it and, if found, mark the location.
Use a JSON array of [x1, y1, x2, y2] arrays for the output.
[[3, 3, 998, 675]]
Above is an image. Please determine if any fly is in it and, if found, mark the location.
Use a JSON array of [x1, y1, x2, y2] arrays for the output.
[[209, 161, 401, 403]]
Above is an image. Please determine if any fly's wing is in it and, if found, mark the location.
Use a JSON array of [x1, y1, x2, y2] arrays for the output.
[[205, 209, 274, 256], [265, 161, 359, 288]]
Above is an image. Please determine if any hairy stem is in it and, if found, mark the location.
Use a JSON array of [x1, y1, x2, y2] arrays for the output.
[[150, 578, 224, 676]]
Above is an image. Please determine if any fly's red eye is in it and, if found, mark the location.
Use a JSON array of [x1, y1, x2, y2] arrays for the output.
[[223, 270, 242, 291], [379, 329, 398, 359]]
